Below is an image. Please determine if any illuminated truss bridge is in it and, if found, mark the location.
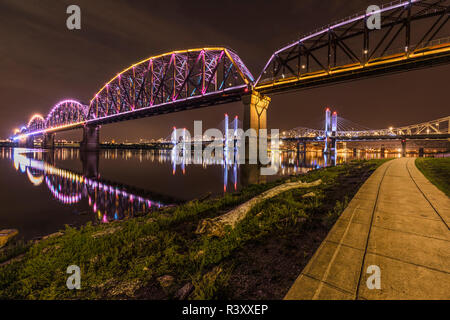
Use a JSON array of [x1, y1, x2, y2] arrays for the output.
[[11, 0, 450, 147], [255, 0, 450, 94], [14, 48, 253, 138]]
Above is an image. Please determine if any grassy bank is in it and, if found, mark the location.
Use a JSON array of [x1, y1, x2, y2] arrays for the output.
[[0, 159, 388, 300], [415, 157, 450, 197]]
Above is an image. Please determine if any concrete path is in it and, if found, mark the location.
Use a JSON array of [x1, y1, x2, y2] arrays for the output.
[[285, 158, 450, 300]]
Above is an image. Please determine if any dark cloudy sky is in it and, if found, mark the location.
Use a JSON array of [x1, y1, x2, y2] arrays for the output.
[[0, 0, 448, 142]]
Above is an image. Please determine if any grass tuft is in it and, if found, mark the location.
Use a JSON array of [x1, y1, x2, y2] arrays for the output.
[[415, 157, 450, 197]]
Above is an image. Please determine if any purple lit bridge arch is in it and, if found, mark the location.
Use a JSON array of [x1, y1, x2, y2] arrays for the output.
[[86, 47, 254, 125], [15, 47, 256, 150], [12, 0, 450, 149]]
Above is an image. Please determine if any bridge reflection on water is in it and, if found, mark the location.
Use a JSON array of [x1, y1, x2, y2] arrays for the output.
[[11, 148, 164, 224], [0, 147, 405, 240]]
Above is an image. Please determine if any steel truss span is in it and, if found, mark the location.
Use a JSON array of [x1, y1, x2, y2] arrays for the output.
[[86, 47, 253, 125], [18, 48, 254, 137], [255, 0, 450, 94], [45, 100, 88, 130]]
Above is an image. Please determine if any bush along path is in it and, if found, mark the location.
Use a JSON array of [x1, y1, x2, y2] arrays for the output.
[[0, 159, 389, 300]]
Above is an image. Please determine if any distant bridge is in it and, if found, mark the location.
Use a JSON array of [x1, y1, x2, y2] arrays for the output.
[[281, 110, 449, 156], [282, 115, 450, 141], [11, 0, 450, 151]]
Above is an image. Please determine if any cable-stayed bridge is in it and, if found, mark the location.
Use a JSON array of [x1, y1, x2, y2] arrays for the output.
[[281, 115, 450, 140]]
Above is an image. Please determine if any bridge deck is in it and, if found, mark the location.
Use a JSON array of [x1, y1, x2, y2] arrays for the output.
[[256, 43, 450, 95], [285, 158, 450, 300]]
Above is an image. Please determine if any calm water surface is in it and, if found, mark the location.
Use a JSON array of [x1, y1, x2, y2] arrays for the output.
[[0, 147, 399, 240]]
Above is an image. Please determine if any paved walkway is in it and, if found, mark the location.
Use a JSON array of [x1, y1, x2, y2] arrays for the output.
[[285, 158, 450, 300]]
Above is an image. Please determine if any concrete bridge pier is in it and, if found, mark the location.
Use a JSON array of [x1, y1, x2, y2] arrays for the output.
[[19, 136, 35, 148], [242, 91, 270, 134], [81, 151, 99, 179], [80, 125, 100, 152], [43, 133, 55, 149], [401, 139, 407, 157], [296, 141, 307, 158], [242, 91, 271, 161], [240, 164, 266, 186]]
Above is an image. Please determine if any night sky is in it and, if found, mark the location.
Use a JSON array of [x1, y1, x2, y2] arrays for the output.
[[1, 0, 449, 142]]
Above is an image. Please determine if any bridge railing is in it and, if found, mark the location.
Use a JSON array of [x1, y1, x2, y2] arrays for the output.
[[295, 0, 408, 45]]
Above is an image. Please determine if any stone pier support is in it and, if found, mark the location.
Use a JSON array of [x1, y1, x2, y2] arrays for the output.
[[80, 125, 100, 152], [43, 133, 55, 149], [401, 139, 407, 157], [19, 136, 34, 148], [240, 164, 266, 186], [242, 91, 271, 161], [419, 147, 424, 157], [242, 91, 270, 135]]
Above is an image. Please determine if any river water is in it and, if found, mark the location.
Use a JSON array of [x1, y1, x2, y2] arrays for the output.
[[0, 147, 401, 241]]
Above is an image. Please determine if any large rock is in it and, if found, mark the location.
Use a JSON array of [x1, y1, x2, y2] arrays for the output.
[[0, 229, 18, 248]]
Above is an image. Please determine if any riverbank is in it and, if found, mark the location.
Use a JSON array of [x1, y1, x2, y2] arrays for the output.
[[0, 159, 389, 299], [415, 157, 450, 197]]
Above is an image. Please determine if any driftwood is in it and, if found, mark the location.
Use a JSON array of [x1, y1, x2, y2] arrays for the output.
[[0, 229, 18, 248], [195, 179, 322, 237]]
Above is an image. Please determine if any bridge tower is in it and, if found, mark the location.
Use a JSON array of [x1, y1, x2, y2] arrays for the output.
[[324, 108, 337, 153], [224, 114, 240, 150], [401, 139, 407, 157], [331, 111, 338, 152], [324, 108, 331, 153], [234, 115, 238, 150], [224, 113, 229, 148], [80, 125, 100, 152], [171, 127, 177, 146]]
